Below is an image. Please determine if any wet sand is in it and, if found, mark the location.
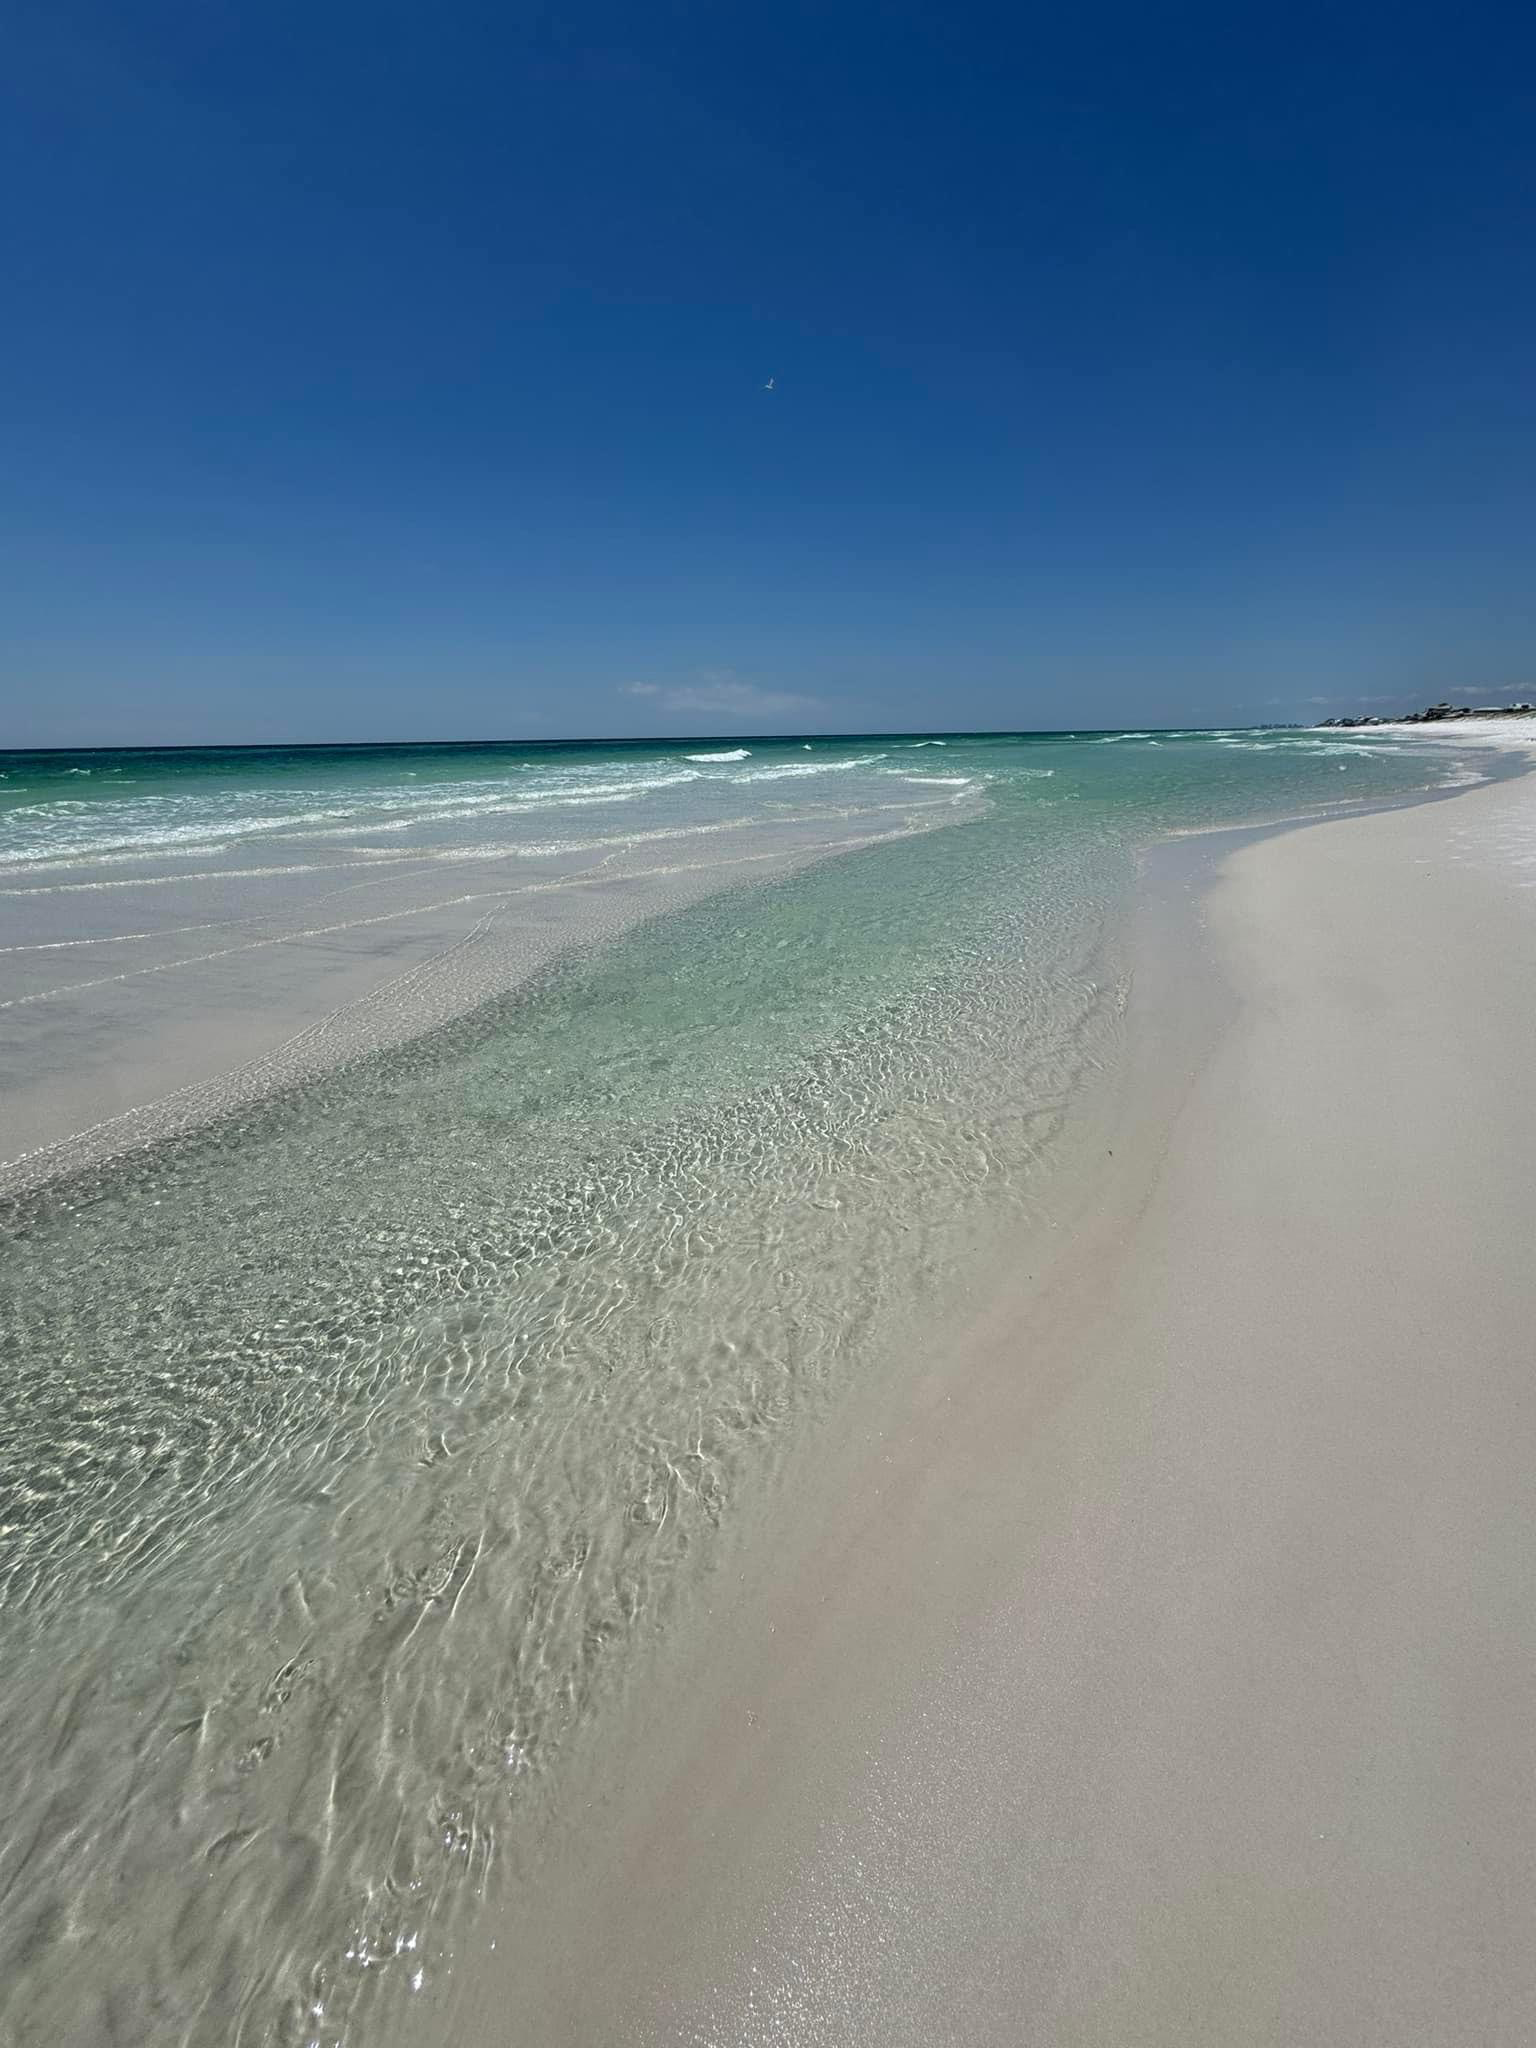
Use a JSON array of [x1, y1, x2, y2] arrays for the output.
[[414, 770, 1536, 2045]]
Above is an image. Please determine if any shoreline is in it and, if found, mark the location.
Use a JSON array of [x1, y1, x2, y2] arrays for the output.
[[401, 767, 1536, 2046], [3, 747, 1530, 2046], [4, 733, 1516, 1204]]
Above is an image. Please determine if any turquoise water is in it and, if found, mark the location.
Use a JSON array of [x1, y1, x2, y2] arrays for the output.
[[0, 725, 1493, 875], [0, 727, 1516, 2044]]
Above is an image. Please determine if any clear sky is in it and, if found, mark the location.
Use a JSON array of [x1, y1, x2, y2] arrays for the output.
[[4, 0, 1534, 745]]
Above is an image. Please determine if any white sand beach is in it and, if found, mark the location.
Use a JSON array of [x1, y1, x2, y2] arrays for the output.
[[411, 767, 1536, 2046]]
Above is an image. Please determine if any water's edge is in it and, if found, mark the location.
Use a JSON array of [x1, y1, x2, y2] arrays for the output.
[[0, 741, 1526, 2046]]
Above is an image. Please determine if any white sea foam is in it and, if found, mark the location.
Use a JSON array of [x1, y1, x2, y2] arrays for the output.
[[350, 772, 705, 832], [729, 754, 886, 783], [1354, 716, 1536, 752], [0, 750, 967, 882], [1215, 736, 1392, 758], [0, 806, 361, 868], [0, 770, 723, 870]]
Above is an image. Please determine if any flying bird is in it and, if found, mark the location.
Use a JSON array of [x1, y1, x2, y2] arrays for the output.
[[763, 376, 775, 390]]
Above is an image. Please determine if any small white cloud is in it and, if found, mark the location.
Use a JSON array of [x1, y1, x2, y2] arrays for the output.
[[619, 668, 823, 721]]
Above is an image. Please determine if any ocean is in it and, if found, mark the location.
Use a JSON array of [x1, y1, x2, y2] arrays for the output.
[[0, 726, 1516, 2043]]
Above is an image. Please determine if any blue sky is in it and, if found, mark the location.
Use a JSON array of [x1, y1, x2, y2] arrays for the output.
[[4, 0, 1534, 744]]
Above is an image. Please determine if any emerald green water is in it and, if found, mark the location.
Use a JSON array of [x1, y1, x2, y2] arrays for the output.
[[0, 726, 1517, 2045]]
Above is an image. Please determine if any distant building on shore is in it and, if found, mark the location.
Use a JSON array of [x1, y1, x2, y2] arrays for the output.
[[1320, 698, 1535, 729]]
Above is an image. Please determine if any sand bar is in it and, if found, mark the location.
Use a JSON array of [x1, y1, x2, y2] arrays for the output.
[[0, 799, 936, 1194]]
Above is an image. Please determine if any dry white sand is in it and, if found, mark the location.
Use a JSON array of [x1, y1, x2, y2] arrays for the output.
[[411, 770, 1536, 2046]]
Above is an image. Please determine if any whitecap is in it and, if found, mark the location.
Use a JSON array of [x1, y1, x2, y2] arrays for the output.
[[729, 754, 886, 784], [683, 750, 751, 763]]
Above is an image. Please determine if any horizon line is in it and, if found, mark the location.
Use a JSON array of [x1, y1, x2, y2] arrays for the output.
[[0, 721, 1297, 757]]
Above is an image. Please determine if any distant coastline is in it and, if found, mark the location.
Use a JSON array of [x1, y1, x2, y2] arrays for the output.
[[1319, 698, 1536, 729]]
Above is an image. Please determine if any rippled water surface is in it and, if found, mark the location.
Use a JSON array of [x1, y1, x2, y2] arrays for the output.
[[0, 727, 1516, 2044]]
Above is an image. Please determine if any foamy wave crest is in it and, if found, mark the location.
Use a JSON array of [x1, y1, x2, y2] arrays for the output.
[[1216, 736, 1391, 758], [0, 805, 361, 868], [523, 770, 702, 803], [683, 749, 750, 763], [286, 772, 708, 838], [0, 764, 718, 869], [729, 754, 886, 783]]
